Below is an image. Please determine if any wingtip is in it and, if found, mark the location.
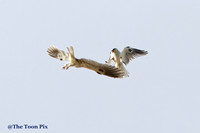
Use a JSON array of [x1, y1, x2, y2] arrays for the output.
[[47, 45, 59, 58]]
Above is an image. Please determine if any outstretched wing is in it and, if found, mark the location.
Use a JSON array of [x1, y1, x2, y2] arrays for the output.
[[78, 58, 125, 78], [121, 46, 148, 65], [47, 46, 68, 61]]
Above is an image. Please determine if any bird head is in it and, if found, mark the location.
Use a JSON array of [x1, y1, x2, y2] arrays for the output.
[[111, 48, 120, 56]]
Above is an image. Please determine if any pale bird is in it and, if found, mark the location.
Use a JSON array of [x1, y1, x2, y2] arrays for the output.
[[106, 46, 148, 77], [47, 46, 125, 78]]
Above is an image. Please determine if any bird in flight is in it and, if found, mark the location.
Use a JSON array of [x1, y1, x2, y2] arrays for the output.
[[47, 46, 125, 78], [106, 46, 148, 77]]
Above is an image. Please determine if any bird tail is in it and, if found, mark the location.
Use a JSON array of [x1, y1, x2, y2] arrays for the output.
[[121, 64, 129, 77]]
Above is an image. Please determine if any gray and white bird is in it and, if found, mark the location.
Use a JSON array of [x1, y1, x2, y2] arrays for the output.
[[106, 46, 148, 77], [47, 46, 125, 78]]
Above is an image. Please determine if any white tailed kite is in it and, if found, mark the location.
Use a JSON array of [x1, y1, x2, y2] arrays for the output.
[[106, 46, 148, 77], [47, 46, 125, 78]]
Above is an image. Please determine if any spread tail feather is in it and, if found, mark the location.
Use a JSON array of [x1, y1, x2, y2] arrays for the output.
[[121, 64, 129, 77]]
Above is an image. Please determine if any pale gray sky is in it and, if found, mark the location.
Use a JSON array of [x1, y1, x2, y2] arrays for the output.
[[0, 0, 200, 133]]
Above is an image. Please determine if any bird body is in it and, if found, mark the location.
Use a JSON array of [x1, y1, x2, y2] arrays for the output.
[[109, 48, 129, 77], [106, 46, 148, 77]]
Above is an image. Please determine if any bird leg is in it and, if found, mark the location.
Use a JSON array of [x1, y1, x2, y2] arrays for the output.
[[120, 57, 123, 62], [106, 56, 116, 64], [62, 63, 69, 70], [112, 57, 116, 63], [105, 57, 111, 64]]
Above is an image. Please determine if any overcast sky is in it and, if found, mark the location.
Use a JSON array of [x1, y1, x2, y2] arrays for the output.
[[0, 0, 200, 133]]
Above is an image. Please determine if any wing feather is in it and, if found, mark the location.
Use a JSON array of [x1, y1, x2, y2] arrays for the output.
[[77, 58, 125, 78], [121, 47, 148, 65], [47, 46, 68, 61]]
